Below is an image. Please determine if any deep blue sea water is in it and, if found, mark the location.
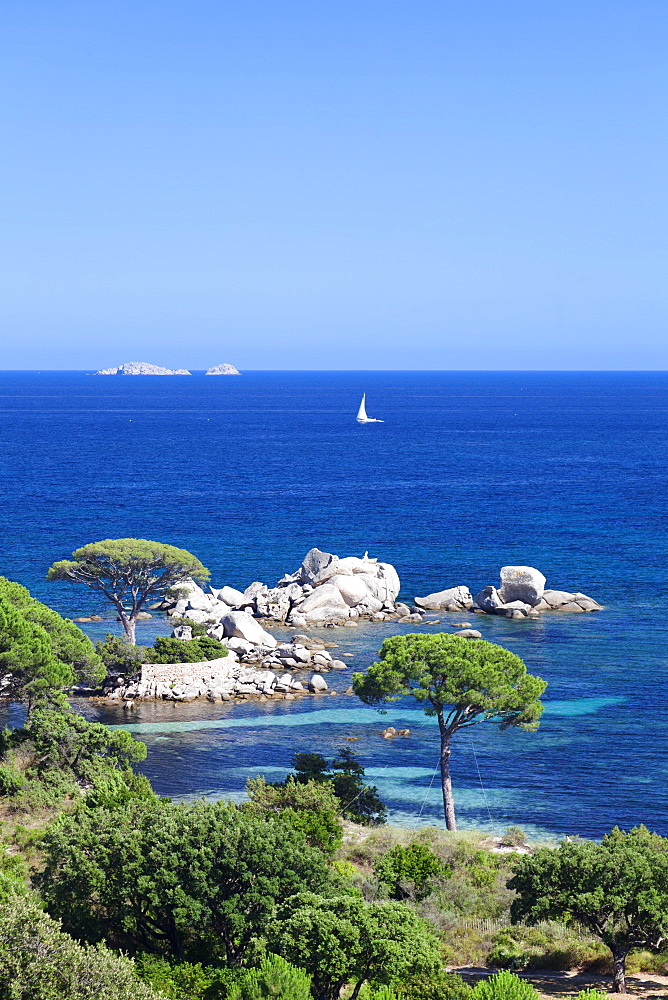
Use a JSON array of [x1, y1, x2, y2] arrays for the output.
[[1, 370, 667, 838]]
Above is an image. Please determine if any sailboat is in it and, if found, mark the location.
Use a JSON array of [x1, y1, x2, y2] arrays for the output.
[[356, 393, 384, 424]]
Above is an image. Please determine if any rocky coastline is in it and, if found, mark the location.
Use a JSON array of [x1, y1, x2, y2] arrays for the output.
[[95, 552, 603, 704]]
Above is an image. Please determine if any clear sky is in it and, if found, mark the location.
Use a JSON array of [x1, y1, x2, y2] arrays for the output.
[[2, 1, 668, 369]]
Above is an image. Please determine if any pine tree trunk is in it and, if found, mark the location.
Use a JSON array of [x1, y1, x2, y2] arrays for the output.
[[611, 948, 627, 993], [438, 711, 457, 831], [120, 613, 136, 645]]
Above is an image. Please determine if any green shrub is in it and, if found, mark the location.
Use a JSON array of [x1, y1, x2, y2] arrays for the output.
[[229, 954, 312, 999], [374, 843, 450, 901], [487, 925, 607, 973], [370, 988, 398, 1000], [0, 892, 162, 999], [575, 991, 608, 1000], [0, 761, 25, 795], [395, 972, 473, 999], [134, 954, 237, 999], [244, 776, 343, 856], [471, 970, 539, 999], [499, 826, 527, 847], [146, 635, 227, 664], [96, 633, 147, 674]]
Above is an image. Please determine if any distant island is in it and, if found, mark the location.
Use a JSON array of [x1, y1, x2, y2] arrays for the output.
[[95, 361, 240, 375]]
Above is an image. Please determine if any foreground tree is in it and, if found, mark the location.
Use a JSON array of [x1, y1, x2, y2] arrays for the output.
[[0, 576, 103, 711], [35, 799, 335, 964], [268, 891, 441, 1000], [353, 634, 545, 831], [0, 892, 161, 1000], [509, 826, 668, 993], [47, 539, 210, 644]]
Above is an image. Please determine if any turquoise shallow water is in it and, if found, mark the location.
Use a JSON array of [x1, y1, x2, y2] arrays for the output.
[[0, 370, 667, 836]]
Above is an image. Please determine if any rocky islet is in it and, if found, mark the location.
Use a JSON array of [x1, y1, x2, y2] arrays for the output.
[[94, 361, 240, 375]]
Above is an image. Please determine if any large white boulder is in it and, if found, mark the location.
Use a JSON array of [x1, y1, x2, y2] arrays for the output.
[[219, 610, 277, 648], [218, 585, 246, 606], [187, 593, 213, 611], [299, 548, 341, 586], [328, 574, 373, 607], [498, 566, 546, 607], [298, 584, 349, 614], [303, 604, 351, 623], [336, 556, 370, 574], [172, 578, 208, 602], [184, 609, 210, 623], [414, 586, 473, 611]]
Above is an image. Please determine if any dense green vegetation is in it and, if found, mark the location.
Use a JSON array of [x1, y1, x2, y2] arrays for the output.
[[353, 633, 546, 831], [510, 826, 668, 993], [286, 749, 387, 825], [2, 578, 668, 997], [3, 703, 668, 997], [0, 577, 103, 711], [47, 538, 210, 644]]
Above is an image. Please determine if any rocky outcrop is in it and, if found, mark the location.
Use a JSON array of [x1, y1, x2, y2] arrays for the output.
[[95, 362, 192, 375], [205, 364, 241, 375], [474, 567, 602, 618], [414, 586, 473, 611], [161, 549, 403, 628]]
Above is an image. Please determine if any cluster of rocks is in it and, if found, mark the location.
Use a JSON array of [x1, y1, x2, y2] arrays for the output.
[[162, 548, 406, 627], [104, 632, 350, 704], [415, 567, 602, 620], [94, 362, 240, 375]]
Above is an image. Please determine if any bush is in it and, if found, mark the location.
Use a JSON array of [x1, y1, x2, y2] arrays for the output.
[[499, 826, 527, 847], [374, 843, 450, 901], [0, 893, 162, 999], [487, 925, 608, 973], [471, 970, 539, 999], [96, 634, 147, 675], [145, 635, 227, 664], [575, 992, 608, 1000], [0, 761, 25, 795], [134, 954, 237, 999], [244, 776, 343, 856], [395, 972, 473, 999], [229, 954, 312, 999]]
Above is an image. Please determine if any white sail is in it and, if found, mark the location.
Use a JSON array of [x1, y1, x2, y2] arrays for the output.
[[356, 393, 384, 424]]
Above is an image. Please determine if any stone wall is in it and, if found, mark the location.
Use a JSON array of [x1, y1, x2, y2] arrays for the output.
[[141, 657, 232, 685]]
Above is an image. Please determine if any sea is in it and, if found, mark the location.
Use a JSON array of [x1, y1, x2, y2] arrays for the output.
[[0, 369, 667, 840]]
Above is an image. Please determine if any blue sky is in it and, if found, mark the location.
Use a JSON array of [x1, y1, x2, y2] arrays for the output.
[[1, 1, 668, 369]]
